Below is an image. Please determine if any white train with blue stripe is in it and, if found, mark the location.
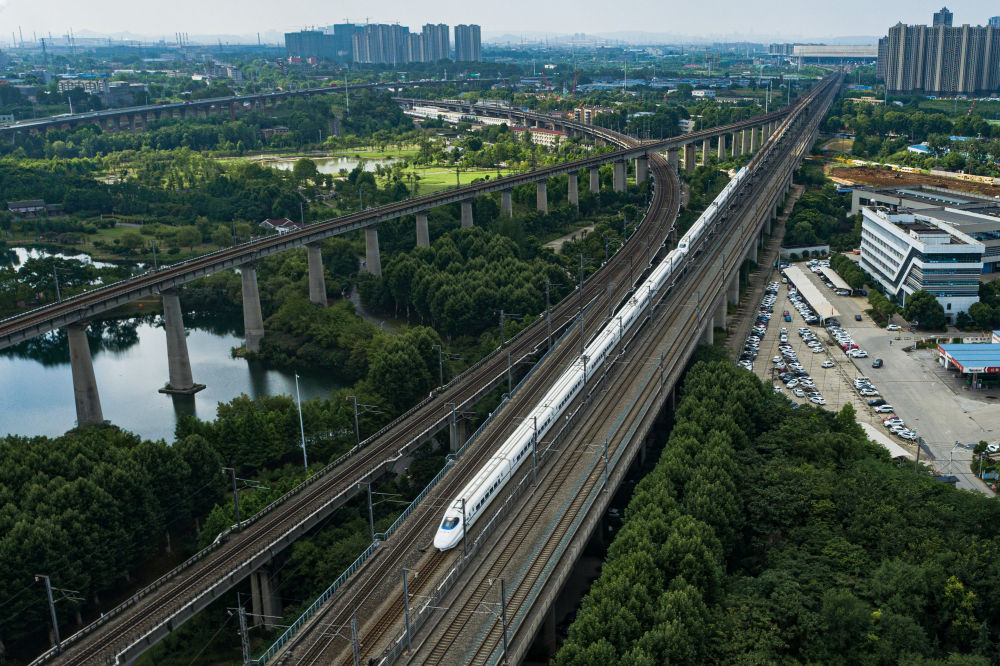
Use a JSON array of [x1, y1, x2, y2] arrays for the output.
[[434, 167, 749, 550]]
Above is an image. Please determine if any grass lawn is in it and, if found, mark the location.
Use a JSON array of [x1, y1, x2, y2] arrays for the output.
[[915, 98, 1000, 118], [399, 166, 518, 195], [821, 138, 854, 153]]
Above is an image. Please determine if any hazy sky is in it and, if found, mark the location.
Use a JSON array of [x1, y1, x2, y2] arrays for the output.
[[1, 0, 997, 43]]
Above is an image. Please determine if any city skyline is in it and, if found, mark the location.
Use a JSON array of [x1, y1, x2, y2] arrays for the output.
[[4, 0, 1000, 45]]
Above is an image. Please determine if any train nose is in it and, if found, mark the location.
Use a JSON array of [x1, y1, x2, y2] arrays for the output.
[[433, 526, 462, 551]]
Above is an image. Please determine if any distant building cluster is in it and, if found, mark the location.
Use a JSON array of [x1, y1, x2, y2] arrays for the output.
[[878, 7, 1000, 95], [284, 22, 481, 64]]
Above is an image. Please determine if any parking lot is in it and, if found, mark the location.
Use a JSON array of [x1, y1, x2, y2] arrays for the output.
[[777, 261, 999, 496]]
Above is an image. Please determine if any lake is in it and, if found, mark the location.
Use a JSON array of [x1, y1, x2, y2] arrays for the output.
[[266, 155, 401, 175], [0, 318, 338, 441]]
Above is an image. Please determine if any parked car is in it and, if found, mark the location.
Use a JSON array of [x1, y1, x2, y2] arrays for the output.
[[855, 314, 863, 321], [887, 324, 901, 331], [867, 398, 886, 406], [874, 405, 895, 413], [821, 361, 835, 368], [872, 358, 884, 368]]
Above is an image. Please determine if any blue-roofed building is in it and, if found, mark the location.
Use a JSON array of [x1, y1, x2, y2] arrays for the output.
[[939, 339, 1000, 388], [907, 143, 932, 155]]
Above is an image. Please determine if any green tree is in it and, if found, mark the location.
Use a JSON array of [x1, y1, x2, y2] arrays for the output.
[[903, 290, 947, 329]]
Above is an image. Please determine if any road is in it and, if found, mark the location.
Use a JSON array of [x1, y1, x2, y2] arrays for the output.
[[792, 263, 998, 494]]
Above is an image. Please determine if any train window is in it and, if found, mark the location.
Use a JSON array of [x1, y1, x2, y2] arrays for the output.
[[441, 517, 460, 530]]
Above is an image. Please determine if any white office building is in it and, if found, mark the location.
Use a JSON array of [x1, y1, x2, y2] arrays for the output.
[[860, 207, 984, 321]]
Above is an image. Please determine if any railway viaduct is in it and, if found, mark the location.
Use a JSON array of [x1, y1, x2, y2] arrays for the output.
[[13, 78, 819, 665], [260, 74, 839, 666], [1, 102, 790, 428]]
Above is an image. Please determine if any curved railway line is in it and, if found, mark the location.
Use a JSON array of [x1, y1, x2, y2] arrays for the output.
[[412, 75, 838, 666], [24, 87, 809, 665], [32, 109, 678, 666], [274, 151, 682, 666], [281, 74, 837, 666]]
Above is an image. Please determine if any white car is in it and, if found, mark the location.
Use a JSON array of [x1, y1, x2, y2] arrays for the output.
[[794, 388, 805, 397], [887, 324, 901, 331], [873, 405, 895, 413], [810, 397, 827, 405], [821, 361, 835, 368]]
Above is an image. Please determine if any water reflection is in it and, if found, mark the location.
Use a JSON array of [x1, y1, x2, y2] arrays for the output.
[[267, 155, 400, 175], [0, 317, 340, 440]]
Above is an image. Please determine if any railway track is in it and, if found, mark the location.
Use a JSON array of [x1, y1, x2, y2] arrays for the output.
[[37, 123, 679, 665], [273, 152, 681, 665], [31, 82, 819, 662], [412, 75, 839, 666]]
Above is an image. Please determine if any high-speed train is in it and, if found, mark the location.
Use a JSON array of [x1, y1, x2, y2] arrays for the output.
[[433, 166, 752, 551]]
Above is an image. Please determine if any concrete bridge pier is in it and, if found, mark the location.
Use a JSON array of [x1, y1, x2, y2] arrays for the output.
[[416, 212, 431, 247], [306, 243, 328, 306], [567, 172, 579, 208], [612, 161, 626, 192], [741, 129, 749, 154], [701, 138, 711, 165], [750, 126, 759, 152], [667, 148, 679, 173], [159, 289, 204, 395], [684, 143, 696, 173], [500, 190, 513, 218], [536, 181, 548, 214], [589, 167, 600, 194], [67, 323, 104, 426], [241, 264, 265, 353], [729, 273, 740, 304], [763, 123, 771, 145], [732, 132, 741, 157], [702, 318, 714, 345], [461, 200, 474, 228], [250, 565, 282, 630], [717, 135, 727, 161], [450, 415, 469, 452], [364, 227, 382, 277], [635, 156, 648, 183], [717, 298, 727, 331]]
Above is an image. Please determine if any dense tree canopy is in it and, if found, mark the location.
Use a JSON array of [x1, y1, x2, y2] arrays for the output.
[[556, 361, 1000, 665]]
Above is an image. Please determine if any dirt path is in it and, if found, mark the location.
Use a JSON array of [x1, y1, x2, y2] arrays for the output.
[[831, 166, 1000, 198], [543, 224, 597, 252]]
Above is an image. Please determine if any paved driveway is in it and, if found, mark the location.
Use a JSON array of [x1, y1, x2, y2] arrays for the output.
[[794, 265, 998, 495]]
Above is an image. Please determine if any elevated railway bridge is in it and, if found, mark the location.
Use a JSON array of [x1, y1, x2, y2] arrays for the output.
[[17, 74, 835, 665], [265, 73, 838, 666]]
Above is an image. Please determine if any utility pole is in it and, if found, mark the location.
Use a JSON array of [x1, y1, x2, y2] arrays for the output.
[[351, 607, 361, 666], [35, 575, 61, 653], [235, 594, 250, 665], [434, 344, 444, 386], [52, 266, 61, 301], [295, 373, 308, 472], [348, 395, 360, 445], [223, 467, 241, 530], [532, 415, 538, 485], [461, 497, 468, 557], [500, 579, 510, 665], [403, 568, 414, 652], [367, 483, 375, 543], [500, 309, 506, 347], [544, 280, 552, 350]]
